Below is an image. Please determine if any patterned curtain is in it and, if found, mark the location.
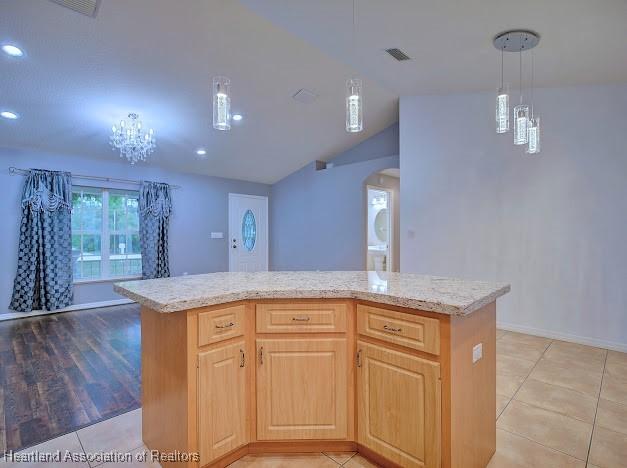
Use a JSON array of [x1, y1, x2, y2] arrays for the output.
[[139, 181, 172, 279], [10, 169, 73, 312]]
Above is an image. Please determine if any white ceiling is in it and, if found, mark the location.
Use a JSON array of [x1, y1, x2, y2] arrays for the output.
[[0, 0, 397, 184], [2, 0, 626, 184], [242, 0, 627, 95]]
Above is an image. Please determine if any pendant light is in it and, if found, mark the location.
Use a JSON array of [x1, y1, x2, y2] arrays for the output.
[[495, 47, 509, 134], [493, 30, 541, 151], [346, 0, 363, 133], [526, 49, 541, 154], [213, 76, 231, 131]]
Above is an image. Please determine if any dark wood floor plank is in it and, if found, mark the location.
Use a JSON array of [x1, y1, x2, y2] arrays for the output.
[[0, 304, 141, 452]]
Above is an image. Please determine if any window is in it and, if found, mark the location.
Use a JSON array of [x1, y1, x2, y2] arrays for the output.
[[72, 187, 142, 281]]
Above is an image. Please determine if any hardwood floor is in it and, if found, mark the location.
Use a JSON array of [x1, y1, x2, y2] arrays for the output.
[[0, 304, 141, 452]]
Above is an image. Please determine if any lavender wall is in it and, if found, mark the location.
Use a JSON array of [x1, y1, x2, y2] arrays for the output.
[[328, 123, 398, 166], [400, 84, 627, 350], [269, 124, 399, 271], [0, 147, 269, 313]]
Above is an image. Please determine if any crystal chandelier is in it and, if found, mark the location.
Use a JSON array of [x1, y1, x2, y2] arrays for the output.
[[493, 30, 541, 155], [110, 113, 156, 164]]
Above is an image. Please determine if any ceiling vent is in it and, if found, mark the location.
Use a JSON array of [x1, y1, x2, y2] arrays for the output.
[[385, 48, 411, 61], [292, 88, 318, 104], [49, 0, 101, 17]]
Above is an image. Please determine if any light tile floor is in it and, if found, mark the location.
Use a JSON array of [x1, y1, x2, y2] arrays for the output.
[[1, 331, 626, 468]]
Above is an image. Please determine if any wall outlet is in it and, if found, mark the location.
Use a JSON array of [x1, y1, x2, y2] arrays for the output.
[[211, 232, 224, 239], [472, 343, 483, 363]]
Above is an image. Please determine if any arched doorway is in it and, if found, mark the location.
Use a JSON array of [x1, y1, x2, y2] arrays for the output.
[[365, 168, 400, 272]]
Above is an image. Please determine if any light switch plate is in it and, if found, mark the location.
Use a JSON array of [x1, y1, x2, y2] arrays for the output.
[[211, 232, 224, 239], [472, 343, 483, 363]]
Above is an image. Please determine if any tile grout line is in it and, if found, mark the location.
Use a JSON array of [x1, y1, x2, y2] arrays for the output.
[[496, 426, 589, 463], [497, 338, 553, 421], [585, 349, 608, 465]]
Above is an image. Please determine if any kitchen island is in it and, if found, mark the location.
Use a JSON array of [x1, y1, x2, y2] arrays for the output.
[[115, 271, 510, 468]]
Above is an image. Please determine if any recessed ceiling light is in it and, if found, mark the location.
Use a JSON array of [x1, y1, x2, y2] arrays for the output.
[[232, 113, 243, 121], [196, 149, 207, 156], [2, 44, 24, 57], [0, 110, 19, 120]]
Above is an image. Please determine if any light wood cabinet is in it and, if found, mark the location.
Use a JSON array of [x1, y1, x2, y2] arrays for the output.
[[256, 338, 348, 440], [256, 302, 347, 333], [357, 341, 441, 468], [198, 341, 248, 466], [198, 305, 246, 347], [357, 304, 440, 355]]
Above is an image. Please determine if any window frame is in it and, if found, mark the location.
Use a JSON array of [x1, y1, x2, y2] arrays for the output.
[[72, 186, 143, 284]]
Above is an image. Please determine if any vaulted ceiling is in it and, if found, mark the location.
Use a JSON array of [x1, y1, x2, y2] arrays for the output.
[[1, 0, 625, 183]]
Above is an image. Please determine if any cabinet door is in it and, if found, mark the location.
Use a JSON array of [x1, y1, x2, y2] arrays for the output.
[[357, 341, 441, 468], [256, 338, 348, 440], [198, 341, 247, 465]]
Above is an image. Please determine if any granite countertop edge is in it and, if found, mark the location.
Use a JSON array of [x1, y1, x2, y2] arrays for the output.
[[113, 276, 511, 317]]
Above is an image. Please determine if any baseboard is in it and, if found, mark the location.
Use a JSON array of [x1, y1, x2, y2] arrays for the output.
[[0, 298, 135, 322], [497, 321, 627, 353]]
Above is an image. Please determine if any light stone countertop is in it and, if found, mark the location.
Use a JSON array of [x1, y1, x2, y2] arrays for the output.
[[114, 271, 510, 316]]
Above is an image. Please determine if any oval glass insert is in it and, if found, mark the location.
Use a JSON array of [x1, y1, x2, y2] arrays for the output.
[[241, 209, 257, 251]]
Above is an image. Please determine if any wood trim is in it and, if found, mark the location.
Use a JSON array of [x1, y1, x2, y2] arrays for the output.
[[357, 443, 403, 468], [248, 440, 357, 453], [203, 445, 249, 468]]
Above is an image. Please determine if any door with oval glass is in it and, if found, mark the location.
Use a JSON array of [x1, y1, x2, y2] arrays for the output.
[[228, 193, 268, 272]]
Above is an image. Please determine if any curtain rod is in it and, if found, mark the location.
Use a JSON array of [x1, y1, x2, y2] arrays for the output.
[[8, 167, 181, 189]]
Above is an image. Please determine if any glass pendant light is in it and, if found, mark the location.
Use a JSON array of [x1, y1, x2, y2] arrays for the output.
[[346, 78, 363, 132], [526, 49, 541, 154], [346, 0, 363, 133], [496, 48, 509, 133], [526, 117, 540, 154], [513, 104, 529, 145], [213, 76, 231, 131]]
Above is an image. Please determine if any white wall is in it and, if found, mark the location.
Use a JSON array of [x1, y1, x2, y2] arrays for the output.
[[400, 84, 627, 350]]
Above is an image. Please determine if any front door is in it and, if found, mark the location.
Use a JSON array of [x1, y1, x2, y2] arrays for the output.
[[228, 193, 268, 272]]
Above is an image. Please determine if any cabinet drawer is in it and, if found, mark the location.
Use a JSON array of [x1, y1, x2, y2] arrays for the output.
[[198, 305, 246, 346], [357, 304, 440, 355], [256, 303, 347, 333]]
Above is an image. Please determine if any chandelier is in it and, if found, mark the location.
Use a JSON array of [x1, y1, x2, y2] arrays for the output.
[[110, 113, 156, 164]]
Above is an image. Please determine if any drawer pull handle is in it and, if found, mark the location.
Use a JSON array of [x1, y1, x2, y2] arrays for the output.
[[215, 322, 235, 329], [240, 349, 245, 368], [356, 349, 362, 367], [383, 324, 402, 333], [292, 316, 311, 322], [259, 346, 264, 365]]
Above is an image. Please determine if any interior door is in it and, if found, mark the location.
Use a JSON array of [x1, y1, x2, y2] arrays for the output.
[[228, 193, 268, 272], [198, 341, 247, 465], [256, 338, 348, 440], [357, 341, 441, 468]]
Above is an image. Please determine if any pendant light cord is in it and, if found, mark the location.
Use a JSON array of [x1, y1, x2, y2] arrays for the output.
[[500, 47, 504, 90], [530, 48, 535, 117], [519, 41, 523, 104]]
